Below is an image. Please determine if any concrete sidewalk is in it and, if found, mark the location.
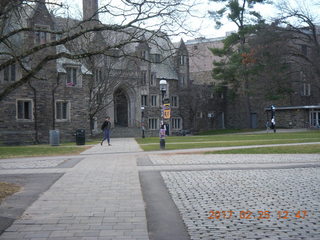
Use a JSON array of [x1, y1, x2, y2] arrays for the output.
[[81, 138, 143, 155], [0, 138, 148, 240]]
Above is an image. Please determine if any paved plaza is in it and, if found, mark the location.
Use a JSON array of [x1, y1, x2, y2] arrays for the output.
[[161, 168, 320, 239], [0, 138, 319, 239]]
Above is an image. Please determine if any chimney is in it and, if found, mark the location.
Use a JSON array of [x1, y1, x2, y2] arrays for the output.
[[83, 0, 99, 21]]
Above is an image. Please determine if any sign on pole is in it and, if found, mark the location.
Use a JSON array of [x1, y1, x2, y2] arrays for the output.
[[163, 103, 171, 119]]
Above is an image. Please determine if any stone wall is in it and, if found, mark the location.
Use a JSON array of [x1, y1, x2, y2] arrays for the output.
[[268, 109, 308, 128], [0, 73, 91, 145]]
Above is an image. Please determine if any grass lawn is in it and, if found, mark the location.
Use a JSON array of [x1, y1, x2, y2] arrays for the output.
[[0, 182, 21, 203], [0, 144, 91, 159], [206, 144, 320, 154], [197, 128, 263, 135], [136, 131, 320, 151]]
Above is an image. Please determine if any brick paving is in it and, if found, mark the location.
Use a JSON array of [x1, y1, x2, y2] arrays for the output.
[[149, 154, 320, 165], [161, 168, 320, 240]]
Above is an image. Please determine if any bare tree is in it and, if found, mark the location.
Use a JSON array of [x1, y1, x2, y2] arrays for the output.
[[273, 0, 320, 94], [0, 0, 197, 101], [86, 54, 141, 134]]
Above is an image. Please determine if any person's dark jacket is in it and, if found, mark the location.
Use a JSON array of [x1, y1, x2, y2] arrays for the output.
[[101, 120, 111, 130]]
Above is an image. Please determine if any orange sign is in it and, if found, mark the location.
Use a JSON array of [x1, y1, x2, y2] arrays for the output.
[[164, 109, 171, 119], [163, 103, 171, 119]]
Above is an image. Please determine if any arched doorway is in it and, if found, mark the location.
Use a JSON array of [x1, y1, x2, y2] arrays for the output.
[[114, 88, 128, 127]]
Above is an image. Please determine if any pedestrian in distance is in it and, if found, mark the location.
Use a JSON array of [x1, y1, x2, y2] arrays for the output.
[[270, 117, 276, 133], [101, 116, 111, 146]]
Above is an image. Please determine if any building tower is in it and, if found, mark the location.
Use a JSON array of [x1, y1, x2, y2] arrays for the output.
[[83, 0, 99, 21]]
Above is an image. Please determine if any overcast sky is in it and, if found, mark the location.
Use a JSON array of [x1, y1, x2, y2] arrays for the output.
[[52, 0, 319, 41]]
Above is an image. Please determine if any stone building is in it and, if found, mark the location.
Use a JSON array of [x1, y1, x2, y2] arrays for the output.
[[254, 26, 320, 129], [79, 0, 191, 137], [184, 37, 227, 131], [186, 37, 225, 85], [186, 28, 320, 130], [0, 0, 190, 144], [0, 1, 92, 144]]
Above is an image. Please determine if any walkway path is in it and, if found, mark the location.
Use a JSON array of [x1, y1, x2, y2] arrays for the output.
[[0, 138, 148, 240]]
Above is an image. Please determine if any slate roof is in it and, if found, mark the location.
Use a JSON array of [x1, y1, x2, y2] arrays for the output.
[[148, 33, 179, 80], [56, 45, 92, 75], [98, 28, 179, 80]]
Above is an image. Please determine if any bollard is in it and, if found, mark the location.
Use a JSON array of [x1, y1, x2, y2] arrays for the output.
[[159, 126, 166, 150], [160, 139, 165, 150]]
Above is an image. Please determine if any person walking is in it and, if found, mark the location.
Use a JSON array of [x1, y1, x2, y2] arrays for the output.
[[271, 117, 276, 133], [101, 116, 111, 146]]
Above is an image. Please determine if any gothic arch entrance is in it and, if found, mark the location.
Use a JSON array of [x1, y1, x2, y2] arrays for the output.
[[114, 88, 128, 127]]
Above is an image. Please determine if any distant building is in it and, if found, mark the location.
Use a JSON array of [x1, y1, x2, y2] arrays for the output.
[[186, 37, 225, 85], [185, 29, 320, 130]]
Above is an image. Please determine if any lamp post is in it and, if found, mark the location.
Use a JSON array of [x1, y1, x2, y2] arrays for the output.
[[159, 79, 167, 150], [141, 107, 145, 138]]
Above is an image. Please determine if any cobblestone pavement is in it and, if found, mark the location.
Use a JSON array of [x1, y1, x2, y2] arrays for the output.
[[149, 154, 320, 165], [161, 168, 320, 240]]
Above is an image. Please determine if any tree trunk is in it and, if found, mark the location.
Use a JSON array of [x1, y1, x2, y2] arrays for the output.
[[28, 81, 40, 144]]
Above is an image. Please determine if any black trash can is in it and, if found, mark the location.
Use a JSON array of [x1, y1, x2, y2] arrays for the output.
[[75, 129, 85, 145]]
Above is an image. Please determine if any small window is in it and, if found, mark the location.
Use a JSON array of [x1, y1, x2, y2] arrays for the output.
[[56, 101, 70, 121], [171, 96, 179, 107], [141, 71, 147, 85], [141, 50, 148, 60], [34, 25, 50, 44], [196, 112, 203, 119], [3, 64, 16, 82], [141, 95, 148, 106], [151, 54, 161, 63], [151, 95, 158, 107], [66, 67, 78, 86], [148, 118, 158, 130], [95, 69, 103, 83], [150, 73, 156, 86], [309, 110, 320, 127], [180, 74, 186, 86], [17, 100, 32, 120], [171, 118, 182, 130], [35, 31, 47, 44], [301, 83, 311, 96], [180, 55, 187, 65]]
